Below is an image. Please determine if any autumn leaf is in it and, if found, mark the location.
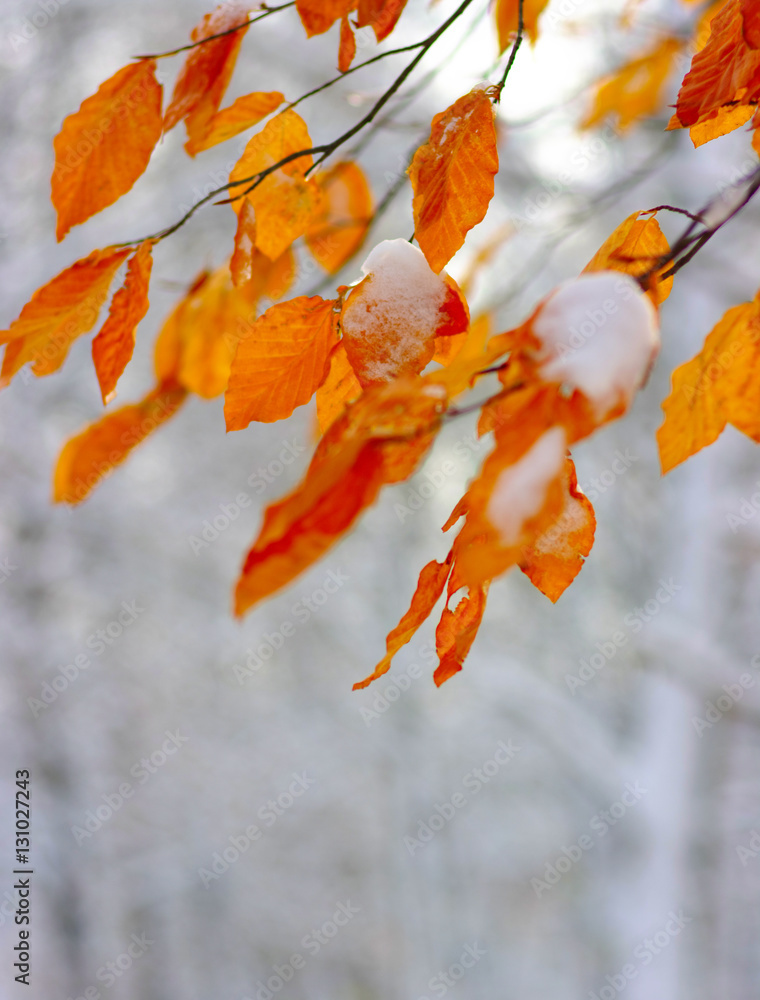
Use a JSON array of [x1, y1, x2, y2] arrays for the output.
[[354, 551, 453, 689], [306, 162, 373, 275], [316, 342, 363, 433], [234, 376, 448, 616], [0, 246, 132, 385], [434, 583, 489, 686], [224, 296, 339, 430], [151, 266, 259, 399], [355, 0, 409, 41], [338, 15, 357, 71], [92, 241, 154, 404], [409, 88, 499, 274], [495, 0, 550, 48], [689, 104, 755, 147], [657, 293, 760, 473], [230, 201, 296, 299], [584, 211, 673, 305], [669, 0, 760, 132], [518, 457, 596, 601], [185, 91, 284, 155], [228, 110, 322, 260], [53, 380, 187, 504], [582, 37, 683, 132], [340, 239, 469, 388], [51, 60, 163, 241], [163, 2, 251, 149], [295, 0, 356, 35]]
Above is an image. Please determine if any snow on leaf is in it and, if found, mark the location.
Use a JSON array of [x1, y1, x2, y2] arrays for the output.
[[530, 271, 660, 421], [518, 457, 596, 601], [355, 0, 409, 42], [582, 37, 683, 132], [657, 294, 760, 473], [163, 2, 250, 147], [51, 60, 163, 241], [316, 342, 363, 433], [354, 551, 453, 690], [92, 241, 154, 405], [0, 246, 132, 385], [224, 296, 339, 430], [53, 380, 187, 504], [234, 377, 448, 616], [228, 110, 322, 260], [306, 161, 373, 275], [185, 91, 284, 155], [495, 0, 550, 48], [340, 239, 469, 388], [409, 88, 498, 274], [584, 210, 673, 306], [669, 0, 760, 132]]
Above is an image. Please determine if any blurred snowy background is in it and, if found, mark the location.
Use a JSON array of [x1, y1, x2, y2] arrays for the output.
[[1, 0, 760, 998]]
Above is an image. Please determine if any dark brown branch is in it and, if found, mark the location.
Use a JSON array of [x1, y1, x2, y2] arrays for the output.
[[494, 0, 524, 98], [133, 2, 295, 60]]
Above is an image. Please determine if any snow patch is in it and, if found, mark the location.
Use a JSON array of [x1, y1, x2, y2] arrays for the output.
[[532, 271, 660, 418], [342, 239, 448, 383], [485, 427, 567, 547]]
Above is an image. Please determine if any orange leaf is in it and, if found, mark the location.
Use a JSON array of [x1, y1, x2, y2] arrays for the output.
[[409, 88, 499, 274], [495, 0, 550, 48], [225, 296, 339, 429], [340, 239, 469, 388], [338, 16, 357, 72], [316, 342, 363, 433], [657, 293, 760, 473], [185, 91, 284, 155], [228, 110, 322, 260], [582, 37, 683, 132], [518, 457, 596, 601], [670, 0, 760, 131], [355, 0, 409, 41], [151, 265, 258, 399], [53, 380, 187, 504], [306, 162, 373, 275], [584, 211, 672, 305], [0, 246, 131, 384], [295, 0, 356, 35], [92, 241, 153, 404], [52, 60, 162, 241], [234, 376, 448, 615], [689, 103, 755, 146], [354, 551, 453, 689], [230, 201, 296, 299], [164, 2, 250, 148], [434, 583, 489, 686]]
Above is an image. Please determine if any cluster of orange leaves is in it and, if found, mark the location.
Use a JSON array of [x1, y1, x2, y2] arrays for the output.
[[3, 0, 760, 686]]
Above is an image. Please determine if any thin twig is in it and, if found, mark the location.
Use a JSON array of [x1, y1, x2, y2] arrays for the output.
[[494, 0, 524, 98], [133, 3, 295, 59]]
